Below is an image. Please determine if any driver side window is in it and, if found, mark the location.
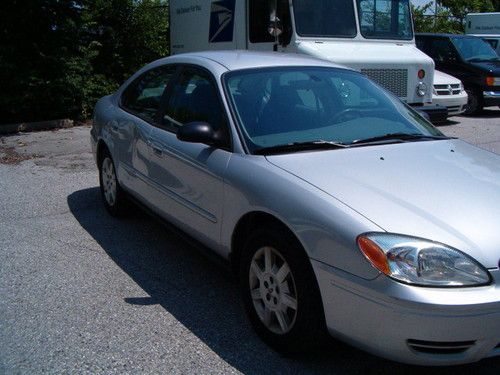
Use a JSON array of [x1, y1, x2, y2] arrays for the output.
[[249, 0, 291, 44], [162, 69, 226, 135]]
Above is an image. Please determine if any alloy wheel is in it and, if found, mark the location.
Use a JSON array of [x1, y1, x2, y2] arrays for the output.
[[248, 246, 298, 335], [101, 157, 117, 206]]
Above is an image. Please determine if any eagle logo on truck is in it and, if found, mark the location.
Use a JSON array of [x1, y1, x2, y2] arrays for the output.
[[209, 0, 235, 43]]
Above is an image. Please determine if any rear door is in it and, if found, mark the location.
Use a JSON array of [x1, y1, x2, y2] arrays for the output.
[[148, 66, 232, 248]]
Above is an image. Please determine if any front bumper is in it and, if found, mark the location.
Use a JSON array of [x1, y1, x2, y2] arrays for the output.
[[432, 92, 468, 116], [312, 259, 500, 365], [483, 91, 500, 107]]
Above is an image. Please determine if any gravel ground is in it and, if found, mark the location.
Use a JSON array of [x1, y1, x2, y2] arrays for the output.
[[1, 110, 499, 374]]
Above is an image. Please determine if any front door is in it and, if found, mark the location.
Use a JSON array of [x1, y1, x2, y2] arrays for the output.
[[148, 67, 232, 249]]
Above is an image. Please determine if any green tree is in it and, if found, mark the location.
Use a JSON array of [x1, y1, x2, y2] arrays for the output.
[[440, 0, 494, 24], [411, 0, 496, 33], [0, 0, 169, 124]]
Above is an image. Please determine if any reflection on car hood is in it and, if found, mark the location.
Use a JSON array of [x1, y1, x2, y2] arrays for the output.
[[267, 139, 500, 268]]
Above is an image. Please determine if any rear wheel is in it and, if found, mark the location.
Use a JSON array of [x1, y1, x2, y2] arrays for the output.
[[464, 89, 483, 115], [99, 150, 126, 216], [239, 225, 327, 355]]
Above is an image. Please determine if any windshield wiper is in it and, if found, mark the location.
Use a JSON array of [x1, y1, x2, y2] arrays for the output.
[[254, 140, 348, 155], [350, 133, 453, 146]]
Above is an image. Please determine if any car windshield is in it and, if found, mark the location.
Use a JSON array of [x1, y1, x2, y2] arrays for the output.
[[292, 0, 357, 38], [451, 37, 499, 61], [356, 0, 413, 40], [223, 67, 443, 153]]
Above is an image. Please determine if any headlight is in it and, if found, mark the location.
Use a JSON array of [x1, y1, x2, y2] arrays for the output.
[[357, 233, 491, 287], [459, 82, 464, 93], [416, 82, 427, 97]]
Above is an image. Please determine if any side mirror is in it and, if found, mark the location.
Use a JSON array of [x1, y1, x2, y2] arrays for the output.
[[176, 121, 219, 146]]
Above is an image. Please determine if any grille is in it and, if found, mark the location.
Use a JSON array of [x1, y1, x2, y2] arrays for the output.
[[407, 339, 475, 355], [361, 69, 408, 98], [434, 84, 462, 96]]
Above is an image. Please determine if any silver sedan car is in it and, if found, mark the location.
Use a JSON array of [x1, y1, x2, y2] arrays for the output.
[[91, 51, 500, 366]]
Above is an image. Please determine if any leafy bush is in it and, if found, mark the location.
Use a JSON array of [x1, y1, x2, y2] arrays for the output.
[[0, 0, 168, 124]]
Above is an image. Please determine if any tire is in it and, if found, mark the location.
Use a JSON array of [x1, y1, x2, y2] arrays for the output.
[[99, 149, 127, 216], [464, 89, 483, 115], [239, 224, 327, 355]]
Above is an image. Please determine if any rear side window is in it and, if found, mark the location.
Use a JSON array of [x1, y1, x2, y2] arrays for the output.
[[121, 66, 176, 121]]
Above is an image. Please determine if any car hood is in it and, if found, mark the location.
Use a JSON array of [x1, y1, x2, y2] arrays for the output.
[[434, 70, 461, 85], [296, 40, 434, 69], [267, 139, 500, 268], [470, 60, 500, 75]]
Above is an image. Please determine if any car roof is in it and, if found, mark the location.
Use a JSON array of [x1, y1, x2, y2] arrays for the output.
[[153, 50, 347, 72]]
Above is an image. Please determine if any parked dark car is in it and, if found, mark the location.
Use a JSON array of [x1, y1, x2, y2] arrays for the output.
[[416, 33, 500, 114]]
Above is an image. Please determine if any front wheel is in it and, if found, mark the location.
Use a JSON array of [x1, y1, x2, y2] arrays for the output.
[[239, 226, 327, 355], [464, 89, 483, 115]]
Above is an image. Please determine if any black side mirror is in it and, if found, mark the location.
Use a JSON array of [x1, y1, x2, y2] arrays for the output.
[[176, 121, 220, 146]]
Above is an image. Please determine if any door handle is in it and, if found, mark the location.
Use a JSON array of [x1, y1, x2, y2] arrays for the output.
[[151, 145, 163, 156]]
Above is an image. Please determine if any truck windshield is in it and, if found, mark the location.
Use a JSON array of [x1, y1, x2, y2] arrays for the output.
[[451, 37, 499, 62], [356, 0, 413, 40], [292, 0, 357, 38]]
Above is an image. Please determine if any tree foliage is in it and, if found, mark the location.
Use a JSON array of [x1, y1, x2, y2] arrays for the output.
[[412, 1, 496, 33], [440, 0, 494, 23], [0, 0, 169, 124]]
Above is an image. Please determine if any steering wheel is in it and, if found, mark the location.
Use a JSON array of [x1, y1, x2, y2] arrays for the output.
[[330, 108, 362, 124]]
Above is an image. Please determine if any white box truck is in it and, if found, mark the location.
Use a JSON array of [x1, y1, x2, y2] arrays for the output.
[[465, 12, 500, 55], [170, 0, 443, 118]]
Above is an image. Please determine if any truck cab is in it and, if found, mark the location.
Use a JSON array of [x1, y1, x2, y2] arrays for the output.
[[171, 0, 436, 111]]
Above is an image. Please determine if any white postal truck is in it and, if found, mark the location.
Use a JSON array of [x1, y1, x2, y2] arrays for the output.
[[465, 12, 500, 55], [171, 0, 444, 119]]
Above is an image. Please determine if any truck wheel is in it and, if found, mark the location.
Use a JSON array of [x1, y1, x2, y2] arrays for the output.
[[239, 224, 327, 355], [464, 89, 483, 115]]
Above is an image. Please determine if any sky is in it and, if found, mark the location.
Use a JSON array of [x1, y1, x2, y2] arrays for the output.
[[411, 0, 434, 7]]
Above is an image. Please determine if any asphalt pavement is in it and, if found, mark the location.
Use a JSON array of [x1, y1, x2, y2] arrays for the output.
[[1, 110, 500, 374]]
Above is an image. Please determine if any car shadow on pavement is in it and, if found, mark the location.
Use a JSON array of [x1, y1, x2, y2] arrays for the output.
[[67, 187, 499, 375], [462, 108, 500, 119]]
